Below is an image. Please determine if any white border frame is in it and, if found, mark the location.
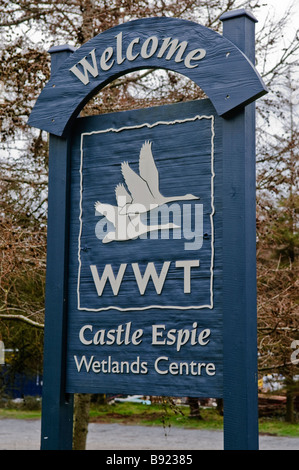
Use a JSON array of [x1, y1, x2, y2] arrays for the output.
[[77, 115, 215, 311]]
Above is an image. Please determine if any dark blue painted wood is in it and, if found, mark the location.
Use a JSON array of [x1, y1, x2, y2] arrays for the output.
[[40, 48, 74, 451], [28, 16, 267, 137], [28, 9, 267, 451], [221, 10, 259, 450], [48, 44, 76, 72], [65, 99, 223, 398]]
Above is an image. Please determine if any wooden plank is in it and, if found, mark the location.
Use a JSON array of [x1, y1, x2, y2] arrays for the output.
[[28, 16, 267, 137], [221, 9, 259, 450], [40, 49, 74, 451], [31, 10, 267, 450], [65, 99, 224, 398]]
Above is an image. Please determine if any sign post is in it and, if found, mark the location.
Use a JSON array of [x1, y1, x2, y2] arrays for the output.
[[28, 10, 267, 450], [39, 45, 75, 450], [221, 10, 260, 450]]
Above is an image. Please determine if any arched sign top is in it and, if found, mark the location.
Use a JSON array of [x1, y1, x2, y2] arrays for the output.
[[28, 16, 267, 137]]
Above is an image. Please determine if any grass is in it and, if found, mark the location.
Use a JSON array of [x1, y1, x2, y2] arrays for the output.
[[0, 400, 298, 438], [259, 418, 299, 438], [0, 408, 41, 420], [89, 401, 223, 430], [89, 401, 299, 437]]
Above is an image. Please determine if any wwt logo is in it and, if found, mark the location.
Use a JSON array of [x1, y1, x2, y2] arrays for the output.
[[94, 141, 203, 250]]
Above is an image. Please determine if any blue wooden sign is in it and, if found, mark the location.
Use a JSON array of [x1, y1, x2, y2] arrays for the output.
[[28, 10, 267, 450], [66, 98, 223, 397], [28, 15, 266, 137]]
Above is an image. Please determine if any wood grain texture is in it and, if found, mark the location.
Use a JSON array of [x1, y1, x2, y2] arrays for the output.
[[65, 99, 223, 397], [34, 10, 264, 449], [28, 16, 267, 136], [41, 135, 74, 449], [221, 11, 259, 450], [39, 46, 75, 451]]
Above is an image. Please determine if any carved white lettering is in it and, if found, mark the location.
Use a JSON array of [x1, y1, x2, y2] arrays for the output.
[[140, 36, 159, 59], [90, 263, 127, 296], [152, 323, 210, 352], [175, 260, 200, 293], [70, 48, 99, 85], [115, 32, 126, 65], [79, 323, 144, 346], [184, 48, 206, 68], [154, 357, 215, 376], [156, 37, 188, 62], [126, 37, 140, 61], [70, 34, 206, 84], [100, 46, 114, 71], [90, 260, 200, 296], [132, 261, 170, 295]]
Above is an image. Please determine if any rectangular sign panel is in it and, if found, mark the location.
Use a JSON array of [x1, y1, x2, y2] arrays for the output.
[[66, 99, 223, 397]]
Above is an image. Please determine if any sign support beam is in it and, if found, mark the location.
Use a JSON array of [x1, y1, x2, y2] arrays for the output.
[[221, 10, 259, 450], [30, 11, 266, 451], [40, 46, 75, 450]]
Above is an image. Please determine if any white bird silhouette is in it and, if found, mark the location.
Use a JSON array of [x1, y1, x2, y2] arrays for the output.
[[120, 141, 199, 214], [94, 183, 131, 225], [95, 183, 180, 244]]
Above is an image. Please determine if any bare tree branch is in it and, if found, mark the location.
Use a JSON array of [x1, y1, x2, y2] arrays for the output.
[[0, 313, 44, 329]]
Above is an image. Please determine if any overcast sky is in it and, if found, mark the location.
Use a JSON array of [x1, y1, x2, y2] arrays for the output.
[[257, 0, 298, 37]]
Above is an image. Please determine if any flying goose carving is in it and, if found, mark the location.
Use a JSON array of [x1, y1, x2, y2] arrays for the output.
[[120, 141, 199, 214], [95, 183, 180, 243]]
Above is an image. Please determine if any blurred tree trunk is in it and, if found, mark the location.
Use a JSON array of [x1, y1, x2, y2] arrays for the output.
[[216, 398, 223, 416], [73, 393, 91, 450], [285, 377, 295, 423], [187, 397, 203, 419]]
